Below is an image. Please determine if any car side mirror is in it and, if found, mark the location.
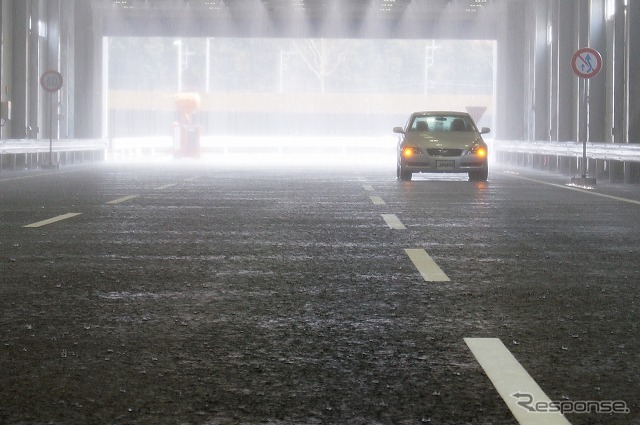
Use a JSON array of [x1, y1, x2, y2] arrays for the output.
[[393, 127, 405, 134], [480, 127, 491, 134]]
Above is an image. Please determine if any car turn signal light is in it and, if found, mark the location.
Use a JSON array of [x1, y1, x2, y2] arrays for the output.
[[402, 147, 422, 157], [467, 144, 487, 158]]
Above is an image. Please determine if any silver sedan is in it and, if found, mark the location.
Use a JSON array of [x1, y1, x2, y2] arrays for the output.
[[394, 111, 490, 181]]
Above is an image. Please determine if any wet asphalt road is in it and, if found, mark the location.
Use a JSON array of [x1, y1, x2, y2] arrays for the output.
[[1, 159, 639, 425]]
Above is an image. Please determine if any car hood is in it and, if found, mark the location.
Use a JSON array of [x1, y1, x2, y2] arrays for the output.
[[402, 132, 482, 149]]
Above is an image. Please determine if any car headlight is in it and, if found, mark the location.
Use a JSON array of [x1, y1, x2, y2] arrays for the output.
[[465, 143, 487, 158], [401, 146, 423, 158]]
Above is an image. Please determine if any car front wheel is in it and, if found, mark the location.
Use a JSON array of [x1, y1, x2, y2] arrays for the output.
[[397, 163, 412, 181], [468, 167, 488, 182]]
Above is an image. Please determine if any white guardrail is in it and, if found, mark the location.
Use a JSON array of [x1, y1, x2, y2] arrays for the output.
[[3, 138, 640, 163], [492, 140, 640, 163], [0, 139, 107, 154], [0, 139, 107, 172]]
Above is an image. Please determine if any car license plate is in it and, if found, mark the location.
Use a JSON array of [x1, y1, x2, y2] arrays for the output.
[[436, 160, 455, 170]]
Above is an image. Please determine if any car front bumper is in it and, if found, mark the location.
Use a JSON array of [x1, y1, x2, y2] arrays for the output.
[[400, 155, 487, 173]]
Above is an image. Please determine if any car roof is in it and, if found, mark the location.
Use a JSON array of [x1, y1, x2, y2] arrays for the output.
[[412, 111, 471, 117]]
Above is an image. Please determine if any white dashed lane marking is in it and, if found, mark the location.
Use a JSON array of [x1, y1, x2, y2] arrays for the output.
[[370, 195, 386, 205], [363, 184, 375, 192], [464, 338, 571, 425], [404, 249, 450, 282], [155, 183, 177, 190], [23, 213, 82, 228], [381, 214, 406, 230], [106, 195, 139, 205]]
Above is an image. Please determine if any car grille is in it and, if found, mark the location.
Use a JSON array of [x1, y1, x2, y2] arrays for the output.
[[427, 149, 463, 157]]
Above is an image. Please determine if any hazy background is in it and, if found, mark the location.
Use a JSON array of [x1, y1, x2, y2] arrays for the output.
[[106, 37, 495, 139]]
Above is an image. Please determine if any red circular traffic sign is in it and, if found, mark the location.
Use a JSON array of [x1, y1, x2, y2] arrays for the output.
[[40, 70, 64, 93], [571, 48, 602, 79]]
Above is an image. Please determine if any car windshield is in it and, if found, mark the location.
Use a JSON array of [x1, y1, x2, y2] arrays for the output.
[[408, 115, 476, 133]]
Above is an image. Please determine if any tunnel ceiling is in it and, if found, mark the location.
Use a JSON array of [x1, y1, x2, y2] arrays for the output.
[[102, 0, 492, 19], [97, 0, 511, 39]]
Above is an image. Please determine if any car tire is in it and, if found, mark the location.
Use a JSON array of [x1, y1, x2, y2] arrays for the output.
[[401, 171, 412, 181], [468, 167, 488, 182], [397, 164, 412, 181]]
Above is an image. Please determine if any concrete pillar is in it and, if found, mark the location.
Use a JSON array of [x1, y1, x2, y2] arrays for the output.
[[557, 0, 577, 142], [9, 1, 28, 139], [612, 0, 627, 144], [628, 1, 640, 144], [575, 1, 590, 146], [26, 1, 39, 139], [0, 0, 11, 140], [588, 0, 607, 143], [73, 1, 102, 138], [533, 0, 550, 142], [495, 3, 526, 141]]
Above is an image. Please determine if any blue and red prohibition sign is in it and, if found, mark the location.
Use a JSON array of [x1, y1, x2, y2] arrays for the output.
[[571, 47, 602, 79]]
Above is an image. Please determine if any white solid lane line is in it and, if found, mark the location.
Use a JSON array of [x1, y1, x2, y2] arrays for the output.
[[23, 213, 82, 228], [503, 172, 640, 206], [464, 338, 571, 425], [382, 214, 406, 230], [370, 195, 386, 205], [404, 248, 450, 282], [106, 195, 139, 205]]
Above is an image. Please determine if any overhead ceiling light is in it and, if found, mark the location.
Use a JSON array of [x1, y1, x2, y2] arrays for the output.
[[113, 0, 134, 9]]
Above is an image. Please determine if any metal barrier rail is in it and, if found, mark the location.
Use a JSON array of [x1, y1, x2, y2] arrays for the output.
[[4, 138, 639, 161], [0, 139, 107, 172], [492, 140, 640, 163], [492, 140, 640, 183], [0, 139, 107, 153]]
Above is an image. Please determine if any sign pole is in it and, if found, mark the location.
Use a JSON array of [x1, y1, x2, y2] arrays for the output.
[[40, 70, 63, 170], [570, 47, 601, 187], [582, 78, 588, 179], [49, 92, 54, 166]]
